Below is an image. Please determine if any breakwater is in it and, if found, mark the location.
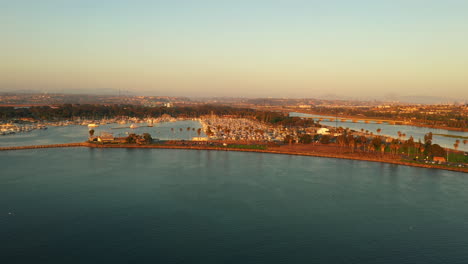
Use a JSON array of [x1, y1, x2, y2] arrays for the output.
[[0, 142, 86, 151]]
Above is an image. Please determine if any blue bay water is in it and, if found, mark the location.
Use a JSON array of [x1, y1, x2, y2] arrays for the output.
[[1, 148, 467, 263]]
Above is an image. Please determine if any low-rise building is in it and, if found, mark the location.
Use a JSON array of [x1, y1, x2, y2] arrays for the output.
[[97, 132, 114, 143], [316, 128, 330, 135]]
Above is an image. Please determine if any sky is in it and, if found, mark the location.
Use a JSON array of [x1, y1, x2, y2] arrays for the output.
[[1, 0, 468, 99]]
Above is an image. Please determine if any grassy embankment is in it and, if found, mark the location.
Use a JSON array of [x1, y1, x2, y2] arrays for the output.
[[384, 145, 468, 163], [220, 144, 267, 150]]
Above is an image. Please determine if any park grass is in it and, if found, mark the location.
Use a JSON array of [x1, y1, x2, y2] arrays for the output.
[[226, 144, 268, 150], [447, 152, 468, 163]]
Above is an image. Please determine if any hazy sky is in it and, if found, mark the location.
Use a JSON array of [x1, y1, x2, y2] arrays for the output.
[[1, 0, 468, 99]]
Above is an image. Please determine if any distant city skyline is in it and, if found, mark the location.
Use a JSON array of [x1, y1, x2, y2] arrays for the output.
[[1, 0, 468, 99]]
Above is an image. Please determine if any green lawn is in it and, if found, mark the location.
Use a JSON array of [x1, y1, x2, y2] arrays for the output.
[[226, 144, 267, 150]]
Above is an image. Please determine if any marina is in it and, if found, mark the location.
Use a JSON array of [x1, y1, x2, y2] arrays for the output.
[[0, 120, 204, 147]]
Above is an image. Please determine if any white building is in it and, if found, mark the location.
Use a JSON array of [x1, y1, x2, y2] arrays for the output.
[[316, 128, 330, 135], [192, 137, 208, 141]]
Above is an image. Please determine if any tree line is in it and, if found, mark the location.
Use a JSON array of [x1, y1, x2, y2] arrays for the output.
[[0, 104, 315, 128], [315, 106, 467, 129]]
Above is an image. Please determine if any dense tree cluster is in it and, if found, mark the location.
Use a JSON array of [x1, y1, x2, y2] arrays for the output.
[[124, 133, 153, 144], [0, 104, 254, 120], [289, 131, 453, 161], [0, 104, 315, 128]]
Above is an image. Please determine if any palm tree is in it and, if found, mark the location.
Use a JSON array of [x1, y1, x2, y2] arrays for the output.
[[424, 132, 433, 144], [407, 136, 415, 157], [395, 143, 401, 155], [349, 137, 356, 153], [390, 139, 399, 155], [453, 140, 460, 160], [380, 144, 386, 154], [359, 135, 367, 152], [337, 135, 346, 149]]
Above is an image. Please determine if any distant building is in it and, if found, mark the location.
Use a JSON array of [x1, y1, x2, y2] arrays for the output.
[[316, 128, 330, 135], [192, 137, 208, 141], [97, 132, 114, 143]]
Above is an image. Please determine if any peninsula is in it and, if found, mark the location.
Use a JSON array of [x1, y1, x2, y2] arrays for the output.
[[1, 103, 466, 173], [1, 140, 467, 173]]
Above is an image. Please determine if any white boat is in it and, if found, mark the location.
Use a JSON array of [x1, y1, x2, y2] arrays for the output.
[[130, 124, 137, 129], [88, 124, 99, 128], [147, 119, 157, 127]]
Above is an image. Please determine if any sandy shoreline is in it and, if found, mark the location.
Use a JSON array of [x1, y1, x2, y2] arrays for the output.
[[1, 142, 466, 173]]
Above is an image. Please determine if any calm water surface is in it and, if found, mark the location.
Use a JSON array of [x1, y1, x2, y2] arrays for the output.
[[0, 120, 204, 147], [1, 148, 467, 263]]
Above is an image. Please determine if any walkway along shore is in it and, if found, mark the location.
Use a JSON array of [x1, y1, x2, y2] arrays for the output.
[[0, 143, 86, 150], [1, 142, 467, 173]]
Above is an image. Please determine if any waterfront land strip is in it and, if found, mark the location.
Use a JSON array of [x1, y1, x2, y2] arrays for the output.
[[1, 142, 467, 173]]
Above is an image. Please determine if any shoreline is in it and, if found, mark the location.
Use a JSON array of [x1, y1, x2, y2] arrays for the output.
[[1, 142, 466, 173], [292, 110, 467, 132]]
